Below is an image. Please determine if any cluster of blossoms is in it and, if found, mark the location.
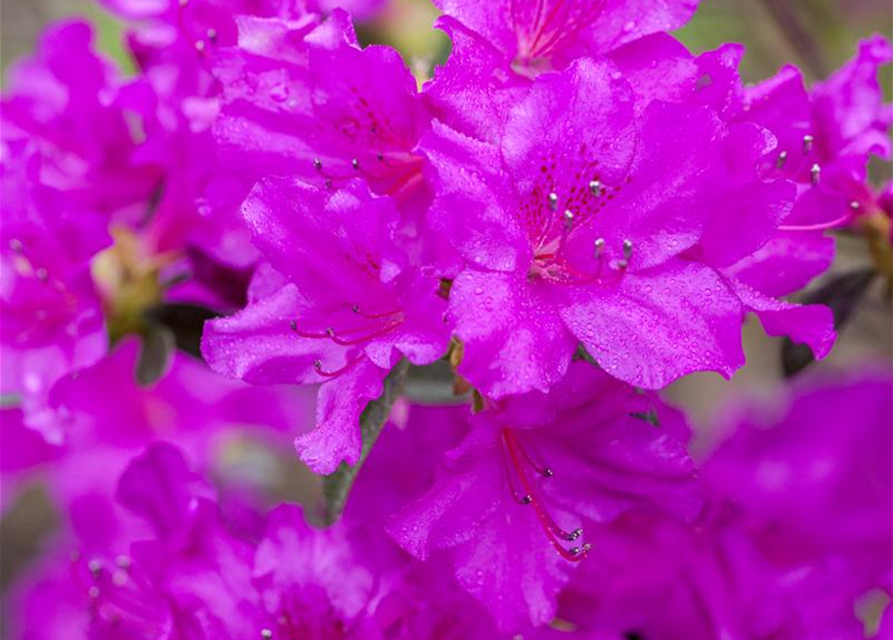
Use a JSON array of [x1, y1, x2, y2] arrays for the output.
[[1, 0, 891, 637]]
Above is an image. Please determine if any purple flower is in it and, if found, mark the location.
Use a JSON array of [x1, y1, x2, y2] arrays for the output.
[[432, 0, 698, 75], [742, 35, 892, 231], [426, 56, 831, 396], [202, 178, 450, 473], [0, 337, 311, 544], [387, 361, 699, 631], [549, 371, 893, 639], [212, 9, 431, 214]]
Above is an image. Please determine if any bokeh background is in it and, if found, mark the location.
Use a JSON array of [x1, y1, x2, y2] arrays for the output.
[[1, 0, 891, 635]]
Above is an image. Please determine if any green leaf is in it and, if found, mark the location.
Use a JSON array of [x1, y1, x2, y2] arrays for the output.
[[321, 360, 409, 525], [0, 393, 22, 409]]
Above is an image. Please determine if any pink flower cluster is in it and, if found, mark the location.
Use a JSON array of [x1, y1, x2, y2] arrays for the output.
[[1, 0, 891, 637]]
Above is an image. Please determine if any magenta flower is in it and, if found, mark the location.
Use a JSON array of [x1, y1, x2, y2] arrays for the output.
[[212, 9, 431, 210], [426, 56, 831, 396], [387, 362, 699, 631], [0, 337, 311, 549], [548, 371, 893, 639], [432, 0, 698, 74], [743, 35, 892, 230], [203, 178, 450, 473]]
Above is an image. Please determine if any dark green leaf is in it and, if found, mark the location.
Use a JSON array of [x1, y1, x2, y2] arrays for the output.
[[145, 303, 220, 358], [321, 360, 409, 525], [782, 268, 877, 377]]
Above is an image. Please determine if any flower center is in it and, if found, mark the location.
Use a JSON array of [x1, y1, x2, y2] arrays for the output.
[[71, 553, 169, 637]]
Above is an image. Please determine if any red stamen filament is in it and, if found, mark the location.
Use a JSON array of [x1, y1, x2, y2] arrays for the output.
[[502, 430, 588, 562], [314, 355, 363, 378], [778, 211, 853, 232]]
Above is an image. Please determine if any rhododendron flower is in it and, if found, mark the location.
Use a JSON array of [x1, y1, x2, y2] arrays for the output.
[[432, 0, 699, 75], [741, 35, 892, 232], [0, 338, 310, 544], [2, 0, 890, 637], [387, 362, 699, 631], [203, 178, 450, 473], [212, 10, 431, 209], [426, 56, 832, 396], [547, 372, 893, 639]]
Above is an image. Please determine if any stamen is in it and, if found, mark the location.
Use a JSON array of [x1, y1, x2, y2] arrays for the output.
[[594, 238, 605, 259], [778, 211, 852, 232], [589, 180, 602, 197], [622, 239, 633, 260], [325, 320, 403, 346], [261, 631, 273, 639], [776, 151, 788, 169], [35, 267, 48, 281], [8, 238, 22, 252], [206, 28, 217, 44], [849, 201, 861, 211], [351, 158, 360, 170], [810, 163, 821, 185], [548, 192, 559, 211], [802, 134, 814, 154], [289, 321, 329, 339], [351, 304, 402, 319], [313, 356, 362, 378], [313, 158, 323, 171], [194, 40, 206, 52], [501, 430, 589, 562], [563, 209, 574, 230]]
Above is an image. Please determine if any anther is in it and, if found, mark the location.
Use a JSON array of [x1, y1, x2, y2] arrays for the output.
[[195, 40, 206, 52], [351, 158, 360, 170], [589, 180, 602, 197], [563, 209, 574, 229], [313, 158, 323, 171], [810, 163, 821, 185], [206, 28, 217, 43], [289, 320, 297, 331], [622, 239, 633, 261], [802, 134, 814, 154], [88, 586, 101, 599], [548, 192, 559, 211], [352, 304, 360, 313], [521, 495, 533, 505], [35, 267, 48, 281], [88, 559, 102, 576], [594, 238, 605, 258], [542, 468, 554, 477], [8, 238, 22, 252], [376, 152, 384, 161], [115, 556, 131, 570], [849, 201, 861, 211], [567, 528, 582, 541], [261, 631, 273, 639], [776, 151, 788, 169]]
